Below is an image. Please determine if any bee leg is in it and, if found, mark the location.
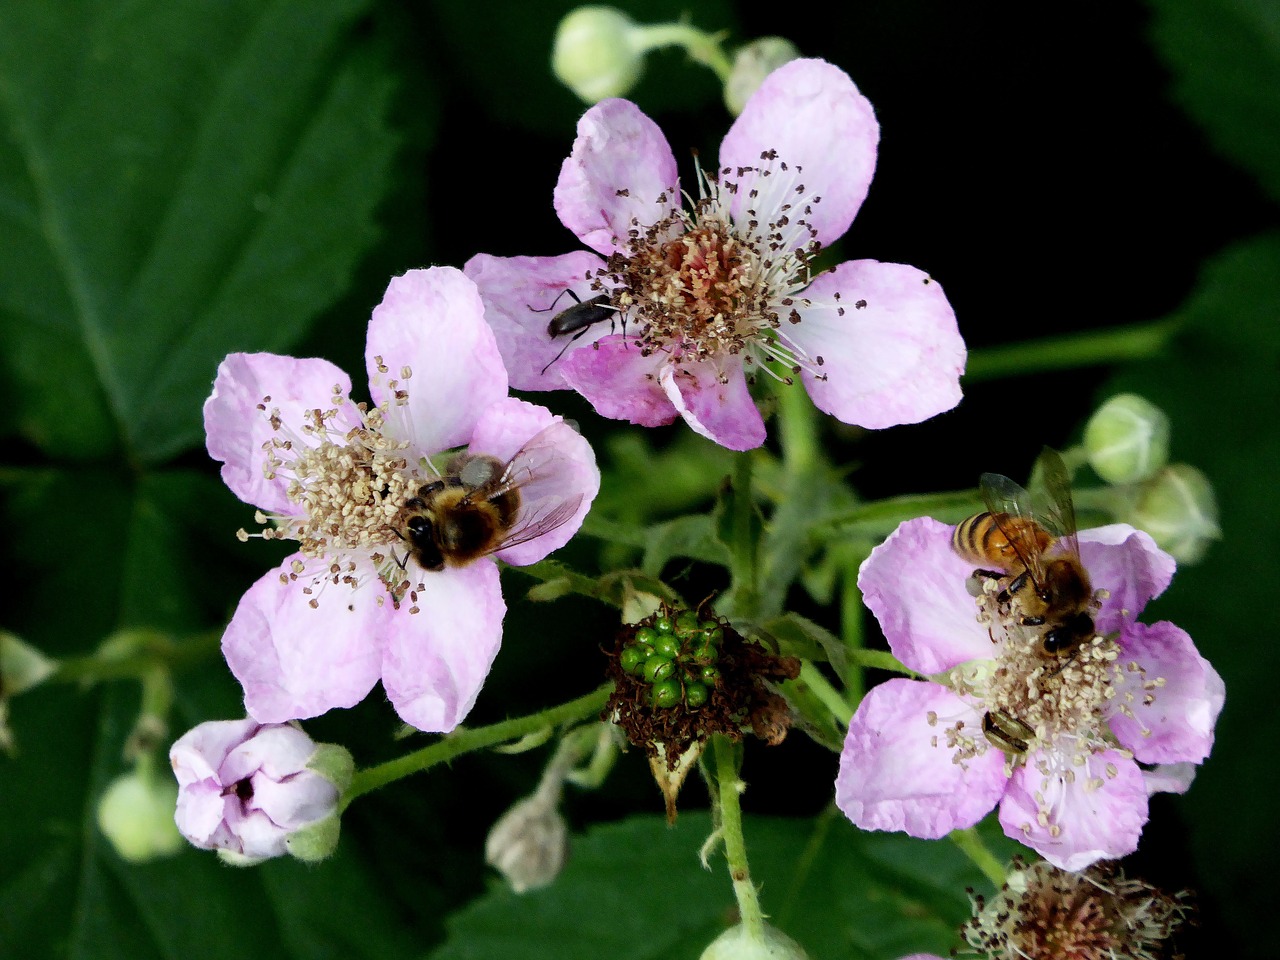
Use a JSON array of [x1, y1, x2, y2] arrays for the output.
[[997, 570, 1028, 604], [1020, 615, 1045, 626]]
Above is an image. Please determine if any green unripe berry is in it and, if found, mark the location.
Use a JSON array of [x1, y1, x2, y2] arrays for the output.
[[690, 643, 718, 665], [675, 610, 700, 635], [620, 645, 647, 675], [651, 679, 681, 708], [634, 626, 659, 647], [644, 656, 675, 683], [684, 682, 709, 708], [653, 633, 682, 660], [700, 665, 720, 684], [654, 615, 673, 633], [701, 624, 723, 645]]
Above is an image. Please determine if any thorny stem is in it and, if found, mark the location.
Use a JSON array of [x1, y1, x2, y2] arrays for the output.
[[949, 827, 1007, 888], [964, 317, 1179, 382], [713, 734, 765, 940], [341, 684, 612, 811]]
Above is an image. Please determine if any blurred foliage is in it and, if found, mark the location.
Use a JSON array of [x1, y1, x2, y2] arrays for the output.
[[0, 0, 1275, 956]]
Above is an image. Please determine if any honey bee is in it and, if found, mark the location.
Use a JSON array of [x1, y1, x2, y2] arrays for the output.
[[951, 448, 1096, 659], [397, 424, 583, 571]]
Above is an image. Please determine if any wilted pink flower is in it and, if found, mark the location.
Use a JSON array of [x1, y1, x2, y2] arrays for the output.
[[170, 719, 343, 863], [836, 518, 1224, 871], [465, 59, 964, 451], [205, 267, 600, 732]]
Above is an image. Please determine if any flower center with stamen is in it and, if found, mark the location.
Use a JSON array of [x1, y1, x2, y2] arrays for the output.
[[946, 578, 1137, 771], [600, 154, 828, 383]]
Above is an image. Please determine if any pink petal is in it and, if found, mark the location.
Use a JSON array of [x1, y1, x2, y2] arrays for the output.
[[836, 679, 1008, 838], [554, 99, 680, 255], [1077, 525, 1176, 634], [204, 353, 360, 513], [659, 359, 766, 451], [999, 749, 1147, 871], [857, 518, 994, 674], [221, 553, 386, 723], [1108, 621, 1223, 764], [1143, 762, 1197, 796], [794, 261, 964, 429], [381, 561, 506, 732], [558, 335, 678, 427], [467, 398, 601, 567], [463, 251, 613, 391], [366, 267, 508, 455], [221, 723, 316, 782], [170, 719, 261, 785], [249, 771, 338, 829], [174, 786, 227, 847], [719, 59, 879, 248]]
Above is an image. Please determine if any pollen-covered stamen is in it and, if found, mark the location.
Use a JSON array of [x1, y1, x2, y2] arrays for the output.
[[950, 578, 1149, 775], [602, 151, 828, 381], [254, 384, 416, 563], [963, 859, 1192, 960]]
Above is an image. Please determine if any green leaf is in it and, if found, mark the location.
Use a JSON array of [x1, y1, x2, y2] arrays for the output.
[[0, 0, 400, 464], [430, 811, 1016, 960], [1104, 231, 1280, 954], [1148, 0, 1280, 202]]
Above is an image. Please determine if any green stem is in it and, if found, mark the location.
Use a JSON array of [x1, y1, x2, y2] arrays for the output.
[[838, 542, 870, 704], [712, 734, 765, 940], [726, 454, 761, 620], [948, 827, 1007, 888], [341, 684, 612, 810], [776, 804, 837, 929], [775, 377, 819, 477], [631, 23, 734, 80], [964, 318, 1179, 383], [824, 489, 985, 539], [798, 661, 852, 727], [50, 632, 221, 685]]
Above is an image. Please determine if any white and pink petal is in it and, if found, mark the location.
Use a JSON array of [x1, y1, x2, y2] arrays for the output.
[[659, 358, 766, 452], [794, 261, 964, 430], [366, 267, 508, 456], [836, 680, 1008, 838], [204, 353, 360, 514], [998, 749, 1147, 872], [858, 518, 993, 674], [1078, 525, 1175, 633], [221, 553, 386, 724], [719, 59, 879, 248], [554, 99, 680, 256], [1107, 621, 1224, 764], [559, 336, 678, 427], [463, 251, 612, 391], [381, 561, 506, 733]]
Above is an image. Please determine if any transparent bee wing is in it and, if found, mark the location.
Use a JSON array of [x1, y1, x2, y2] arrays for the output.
[[1034, 446, 1083, 563], [480, 420, 588, 554], [978, 469, 1049, 588]]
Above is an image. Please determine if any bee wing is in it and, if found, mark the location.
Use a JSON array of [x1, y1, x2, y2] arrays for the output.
[[1033, 446, 1083, 564], [978, 470, 1049, 587], [481, 420, 588, 553]]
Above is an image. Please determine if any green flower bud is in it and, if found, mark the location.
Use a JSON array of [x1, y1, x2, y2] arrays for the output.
[[552, 6, 644, 104], [0, 631, 56, 697], [1128, 463, 1221, 563], [724, 37, 801, 116], [700, 922, 811, 960], [97, 770, 184, 863], [1083, 393, 1170, 484]]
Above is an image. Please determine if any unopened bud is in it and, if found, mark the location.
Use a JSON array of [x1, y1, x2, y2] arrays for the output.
[[723, 38, 801, 115], [97, 769, 184, 863], [485, 791, 568, 893], [0, 631, 56, 697], [1083, 393, 1170, 485], [700, 922, 811, 960], [552, 6, 644, 103], [170, 719, 348, 864], [1128, 463, 1220, 563]]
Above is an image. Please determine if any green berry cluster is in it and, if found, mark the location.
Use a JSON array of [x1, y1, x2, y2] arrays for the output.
[[620, 610, 723, 709]]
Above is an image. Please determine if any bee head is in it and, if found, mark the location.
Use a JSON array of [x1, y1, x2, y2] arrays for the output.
[[406, 515, 445, 571]]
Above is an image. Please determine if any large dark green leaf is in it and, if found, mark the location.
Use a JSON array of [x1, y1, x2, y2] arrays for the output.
[[1147, 0, 1280, 203], [430, 811, 1018, 960], [0, 0, 399, 463], [1104, 232, 1280, 955]]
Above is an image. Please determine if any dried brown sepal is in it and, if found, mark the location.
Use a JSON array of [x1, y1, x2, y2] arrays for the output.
[[603, 602, 800, 771]]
